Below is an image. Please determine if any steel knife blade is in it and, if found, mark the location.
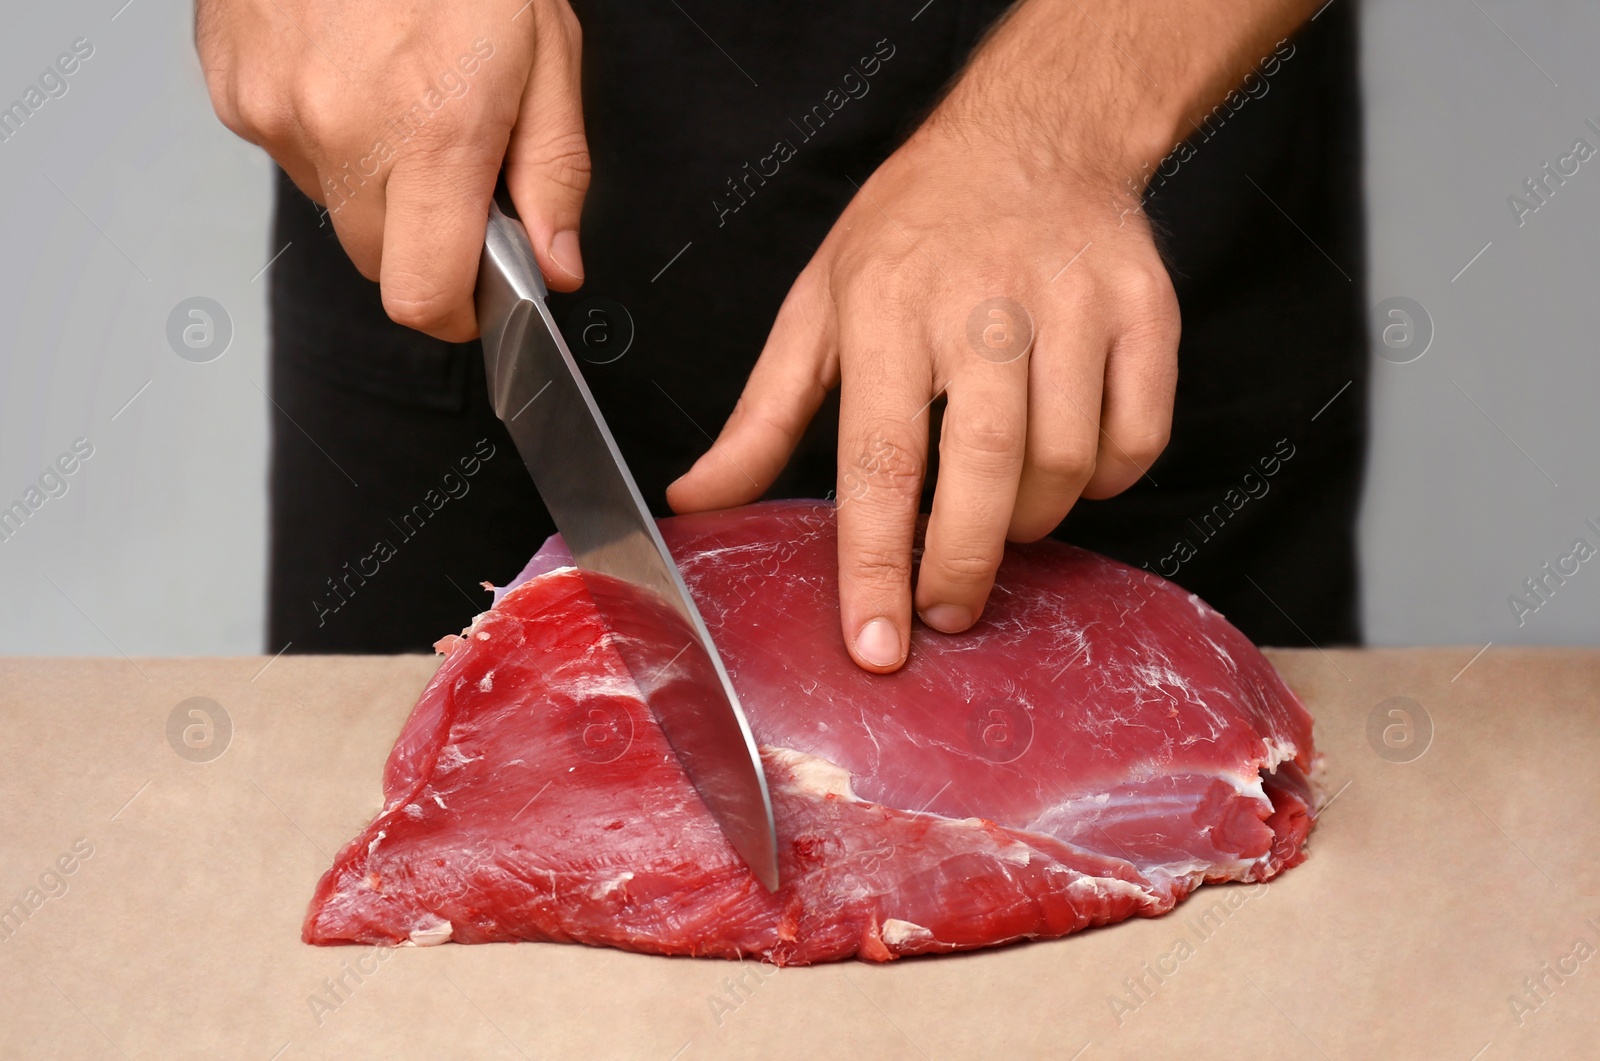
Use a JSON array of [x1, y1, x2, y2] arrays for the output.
[[475, 195, 779, 892]]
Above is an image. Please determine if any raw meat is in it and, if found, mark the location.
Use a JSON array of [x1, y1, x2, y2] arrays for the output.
[[304, 500, 1320, 964]]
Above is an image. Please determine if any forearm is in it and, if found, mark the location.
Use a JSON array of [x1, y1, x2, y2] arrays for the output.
[[929, 0, 1319, 185]]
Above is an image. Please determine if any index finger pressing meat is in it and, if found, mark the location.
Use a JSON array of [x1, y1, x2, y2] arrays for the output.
[[303, 501, 1321, 965]]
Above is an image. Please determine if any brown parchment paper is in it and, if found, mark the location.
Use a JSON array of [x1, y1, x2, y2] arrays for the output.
[[1, 648, 1596, 1060]]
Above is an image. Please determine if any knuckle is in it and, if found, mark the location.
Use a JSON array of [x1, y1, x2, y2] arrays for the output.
[[381, 283, 461, 334], [946, 402, 1023, 463], [1083, 461, 1142, 501], [844, 539, 913, 590], [843, 431, 922, 500], [405, 135, 496, 178], [209, 96, 251, 143], [198, 56, 239, 126], [741, 399, 806, 447], [839, 248, 927, 322], [551, 0, 583, 47], [1056, 271, 1107, 324], [228, 70, 293, 144], [1031, 434, 1098, 485], [871, 434, 922, 483], [334, 233, 380, 281], [1006, 512, 1057, 545], [529, 130, 592, 196], [1118, 420, 1171, 467], [1117, 261, 1180, 337], [924, 547, 1000, 587], [286, 73, 346, 138], [962, 271, 1032, 329]]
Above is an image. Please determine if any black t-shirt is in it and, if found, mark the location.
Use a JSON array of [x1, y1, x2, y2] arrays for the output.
[[266, 1, 1365, 652]]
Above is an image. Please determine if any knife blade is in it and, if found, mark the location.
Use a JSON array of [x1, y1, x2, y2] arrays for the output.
[[476, 194, 780, 892]]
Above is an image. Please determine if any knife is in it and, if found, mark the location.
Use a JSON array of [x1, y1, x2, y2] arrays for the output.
[[476, 190, 780, 892]]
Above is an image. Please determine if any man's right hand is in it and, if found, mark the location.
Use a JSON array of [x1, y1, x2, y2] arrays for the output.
[[196, 0, 589, 341]]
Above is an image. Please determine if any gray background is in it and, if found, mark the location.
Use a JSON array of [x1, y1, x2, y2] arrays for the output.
[[0, 0, 1594, 655]]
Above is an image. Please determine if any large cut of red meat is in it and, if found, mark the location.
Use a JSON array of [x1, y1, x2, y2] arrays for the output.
[[304, 501, 1320, 964]]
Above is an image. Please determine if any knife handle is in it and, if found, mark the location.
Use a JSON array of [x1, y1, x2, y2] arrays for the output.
[[492, 171, 520, 221], [483, 182, 548, 302]]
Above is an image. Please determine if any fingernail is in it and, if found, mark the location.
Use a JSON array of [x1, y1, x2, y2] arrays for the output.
[[854, 617, 903, 668], [919, 604, 972, 633], [549, 229, 584, 281]]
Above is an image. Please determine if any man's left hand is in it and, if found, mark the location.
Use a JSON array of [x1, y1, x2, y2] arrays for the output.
[[667, 101, 1179, 672]]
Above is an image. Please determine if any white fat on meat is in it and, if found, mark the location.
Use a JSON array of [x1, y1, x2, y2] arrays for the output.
[[405, 917, 453, 946], [880, 919, 934, 946], [764, 747, 857, 801]]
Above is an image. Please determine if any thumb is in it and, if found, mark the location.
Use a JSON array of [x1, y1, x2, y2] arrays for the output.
[[505, 0, 590, 291], [667, 267, 836, 513]]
